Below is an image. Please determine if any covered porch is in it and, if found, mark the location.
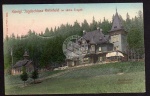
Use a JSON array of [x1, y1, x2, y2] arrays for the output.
[[106, 51, 127, 62]]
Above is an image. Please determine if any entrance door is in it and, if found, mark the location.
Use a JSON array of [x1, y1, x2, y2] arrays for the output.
[[72, 61, 75, 66], [100, 57, 103, 62]]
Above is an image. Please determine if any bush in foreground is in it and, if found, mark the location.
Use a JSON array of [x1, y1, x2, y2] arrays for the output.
[[20, 66, 28, 86], [31, 70, 39, 84]]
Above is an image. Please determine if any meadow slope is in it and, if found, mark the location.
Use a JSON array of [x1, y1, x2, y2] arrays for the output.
[[5, 61, 145, 94]]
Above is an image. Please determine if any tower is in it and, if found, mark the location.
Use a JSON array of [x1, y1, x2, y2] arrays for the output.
[[109, 9, 128, 53], [23, 51, 29, 60]]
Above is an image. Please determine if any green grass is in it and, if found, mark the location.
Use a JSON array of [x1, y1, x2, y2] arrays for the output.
[[5, 61, 145, 94], [39, 70, 64, 78]]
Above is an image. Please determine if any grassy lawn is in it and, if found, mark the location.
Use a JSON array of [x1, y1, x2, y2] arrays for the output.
[[5, 61, 145, 94]]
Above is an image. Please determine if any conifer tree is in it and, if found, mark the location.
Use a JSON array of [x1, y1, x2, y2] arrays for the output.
[[20, 66, 28, 86], [31, 70, 39, 84]]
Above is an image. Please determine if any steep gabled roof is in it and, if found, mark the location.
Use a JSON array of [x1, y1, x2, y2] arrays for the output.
[[83, 29, 109, 44], [110, 9, 124, 32], [90, 36, 96, 44], [13, 59, 32, 68]]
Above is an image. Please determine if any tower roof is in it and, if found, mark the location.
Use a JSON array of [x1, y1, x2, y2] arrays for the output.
[[13, 59, 32, 68], [110, 9, 124, 32], [23, 51, 29, 57]]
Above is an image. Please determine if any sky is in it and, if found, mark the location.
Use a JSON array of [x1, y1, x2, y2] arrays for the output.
[[3, 3, 143, 38]]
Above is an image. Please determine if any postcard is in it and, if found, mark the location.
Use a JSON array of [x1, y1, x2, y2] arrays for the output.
[[3, 3, 145, 95]]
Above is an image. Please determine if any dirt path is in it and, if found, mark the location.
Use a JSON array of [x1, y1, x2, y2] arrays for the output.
[[39, 69, 74, 81], [38, 63, 105, 81]]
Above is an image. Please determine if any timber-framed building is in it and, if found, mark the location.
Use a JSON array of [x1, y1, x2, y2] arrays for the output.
[[66, 10, 128, 67]]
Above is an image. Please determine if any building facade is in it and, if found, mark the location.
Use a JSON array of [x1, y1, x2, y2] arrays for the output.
[[11, 51, 34, 75], [109, 9, 128, 53], [66, 10, 128, 67]]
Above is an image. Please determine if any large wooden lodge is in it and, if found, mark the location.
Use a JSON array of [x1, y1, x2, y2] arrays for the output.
[[66, 10, 128, 67]]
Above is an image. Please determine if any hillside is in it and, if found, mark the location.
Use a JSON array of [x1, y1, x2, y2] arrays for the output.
[[5, 61, 145, 94]]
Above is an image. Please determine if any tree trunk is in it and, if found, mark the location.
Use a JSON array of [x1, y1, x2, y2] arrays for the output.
[[132, 49, 134, 61], [133, 49, 135, 61], [34, 79, 35, 84], [128, 49, 129, 61], [131, 49, 132, 61], [137, 50, 140, 61], [24, 81, 25, 87], [138, 52, 139, 61], [134, 50, 136, 61]]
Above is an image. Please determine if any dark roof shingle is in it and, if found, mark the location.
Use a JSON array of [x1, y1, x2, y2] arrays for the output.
[[13, 59, 32, 68], [110, 11, 124, 32], [83, 29, 109, 44]]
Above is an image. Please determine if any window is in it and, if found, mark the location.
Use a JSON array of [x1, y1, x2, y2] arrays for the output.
[[99, 37, 102, 41], [91, 45, 95, 52], [81, 47, 87, 54], [99, 47, 102, 51], [83, 58, 89, 61], [116, 46, 119, 50], [114, 46, 119, 51], [114, 26, 117, 28], [82, 40, 85, 44], [99, 57, 103, 61], [111, 35, 118, 43], [83, 57, 89, 63]]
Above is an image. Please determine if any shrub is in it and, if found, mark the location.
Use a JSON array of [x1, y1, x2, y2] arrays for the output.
[[20, 66, 28, 86], [31, 70, 39, 84]]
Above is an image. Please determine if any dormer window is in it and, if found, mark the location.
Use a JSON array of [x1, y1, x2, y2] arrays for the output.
[[114, 26, 117, 28], [99, 37, 102, 41], [78, 41, 81, 45], [87, 40, 90, 43]]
